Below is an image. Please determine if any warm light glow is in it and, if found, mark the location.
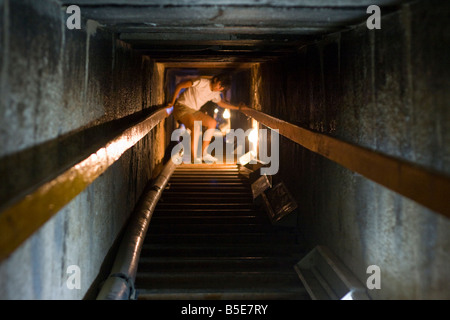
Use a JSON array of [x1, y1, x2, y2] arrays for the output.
[[223, 109, 231, 119], [250, 119, 259, 154], [248, 129, 258, 144], [214, 108, 219, 114], [252, 119, 259, 131], [107, 138, 130, 162]]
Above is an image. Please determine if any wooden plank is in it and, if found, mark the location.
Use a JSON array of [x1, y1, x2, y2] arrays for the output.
[[241, 107, 450, 218], [0, 107, 171, 262]]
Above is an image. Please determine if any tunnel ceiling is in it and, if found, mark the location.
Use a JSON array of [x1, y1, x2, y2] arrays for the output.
[[59, 0, 406, 67]]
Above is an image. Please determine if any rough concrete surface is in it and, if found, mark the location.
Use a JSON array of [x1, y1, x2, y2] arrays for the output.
[[0, 0, 166, 299], [252, 0, 450, 299]]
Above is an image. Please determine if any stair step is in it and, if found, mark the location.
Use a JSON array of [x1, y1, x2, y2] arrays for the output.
[[174, 170, 240, 174], [151, 214, 261, 222], [177, 165, 238, 168], [155, 203, 257, 210], [163, 186, 249, 192], [137, 256, 300, 272], [158, 197, 253, 204], [153, 208, 258, 214], [168, 182, 249, 186], [161, 192, 252, 198], [176, 166, 238, 170], [169, 177, 247, 181], [140, 243, 305, 257], [165, 186, 250, 190], [147, 223, 280, 234], [171, 173, 243, 178], [144, 232, 301, 244], [136, 288, 309, 300], [151, 215, 261, 224], [135, 271, 305, 291], [161, 191, 252, 197]]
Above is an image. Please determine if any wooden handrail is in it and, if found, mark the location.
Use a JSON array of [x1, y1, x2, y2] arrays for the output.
[[0, 107, 172, 262], [240, 107, 450, 219]]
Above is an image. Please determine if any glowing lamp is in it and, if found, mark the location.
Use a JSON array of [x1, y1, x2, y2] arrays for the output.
[[222, 109, 231, 119]]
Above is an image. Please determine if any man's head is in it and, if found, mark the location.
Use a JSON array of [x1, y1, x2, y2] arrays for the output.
[[211, 73, 232, 92]]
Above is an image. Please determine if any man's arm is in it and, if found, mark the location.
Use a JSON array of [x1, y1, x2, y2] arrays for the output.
[[166, 80, 194, 107], [216, 100, 247, 111]]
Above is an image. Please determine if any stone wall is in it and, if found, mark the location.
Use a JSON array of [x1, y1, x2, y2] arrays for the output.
[[0, 0, 167, 299], [252, 0, 450, 299]]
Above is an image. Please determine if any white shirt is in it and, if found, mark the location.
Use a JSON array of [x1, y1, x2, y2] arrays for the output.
[[177, 78, 222, 111]]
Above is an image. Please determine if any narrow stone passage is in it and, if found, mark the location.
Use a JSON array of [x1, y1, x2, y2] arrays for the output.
[[135, 163, 309, 300]]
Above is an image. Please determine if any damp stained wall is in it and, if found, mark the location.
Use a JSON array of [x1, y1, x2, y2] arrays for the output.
[[252, 0, 450, 299], [0, 0, 167, 299]]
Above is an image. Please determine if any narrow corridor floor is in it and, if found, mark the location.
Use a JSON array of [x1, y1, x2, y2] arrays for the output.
[[135, 163, 310, 300]]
